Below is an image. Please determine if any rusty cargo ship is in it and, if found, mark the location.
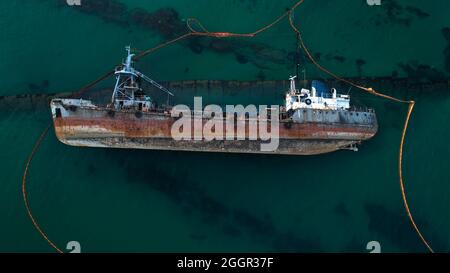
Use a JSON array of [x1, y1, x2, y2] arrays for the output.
[[50, 47, 378, 155]]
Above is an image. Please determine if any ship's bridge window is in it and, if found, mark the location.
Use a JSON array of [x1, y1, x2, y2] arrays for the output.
[[55, 108, 61, 118]]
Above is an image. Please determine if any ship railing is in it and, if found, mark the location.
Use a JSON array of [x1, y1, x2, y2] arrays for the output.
[[349, 106, 375, 113], [279, 105, 374, 113], [113, 94, 148, 101]]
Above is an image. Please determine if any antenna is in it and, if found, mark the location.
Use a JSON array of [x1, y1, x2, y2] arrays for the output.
[[302, 68, 306, 87], [294, 32, 307, 88], [295, 32, 300, 80]]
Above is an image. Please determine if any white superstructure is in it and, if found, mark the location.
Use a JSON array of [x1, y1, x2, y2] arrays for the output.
[[285, 76, 350, 111]]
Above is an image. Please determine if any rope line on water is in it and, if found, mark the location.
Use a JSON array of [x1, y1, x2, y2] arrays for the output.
[[399, 102, 434, 253], [23, 0, 434, 253], [74, 33, 194, 98], [287, 9, 434, 253], [75, 1, 307, 97], [22, 124, 63, 253], [186, 0, 305, 38]]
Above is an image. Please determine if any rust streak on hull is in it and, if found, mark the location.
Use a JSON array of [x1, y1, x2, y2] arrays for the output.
[[51, 102, 377, 155]]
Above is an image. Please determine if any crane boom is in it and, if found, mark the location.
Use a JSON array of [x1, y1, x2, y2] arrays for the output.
[[134, 70, 174, 97]]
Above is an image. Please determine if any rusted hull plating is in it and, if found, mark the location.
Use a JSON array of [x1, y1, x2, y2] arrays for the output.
[[51, 101, 378, 155]]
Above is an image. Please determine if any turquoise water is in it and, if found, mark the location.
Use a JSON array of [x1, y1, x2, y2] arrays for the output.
[[1, 0, 450, 252]]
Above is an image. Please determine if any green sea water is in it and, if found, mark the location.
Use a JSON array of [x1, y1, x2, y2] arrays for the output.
[[1, 0, 450, 252]]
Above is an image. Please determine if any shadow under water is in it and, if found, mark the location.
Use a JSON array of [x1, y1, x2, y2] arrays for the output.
[[55, 0, 291, 69], [118, 151, 322, 252], [364, 203, 447, 252]]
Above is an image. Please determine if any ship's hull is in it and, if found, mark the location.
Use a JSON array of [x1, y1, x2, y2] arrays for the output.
[[50, 99, 378, 155]]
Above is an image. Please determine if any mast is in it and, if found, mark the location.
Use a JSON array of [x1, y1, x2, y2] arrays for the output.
[[294, 32, 307, 88], [295, 32, 300, 80], [112, 46, 174, 106]]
